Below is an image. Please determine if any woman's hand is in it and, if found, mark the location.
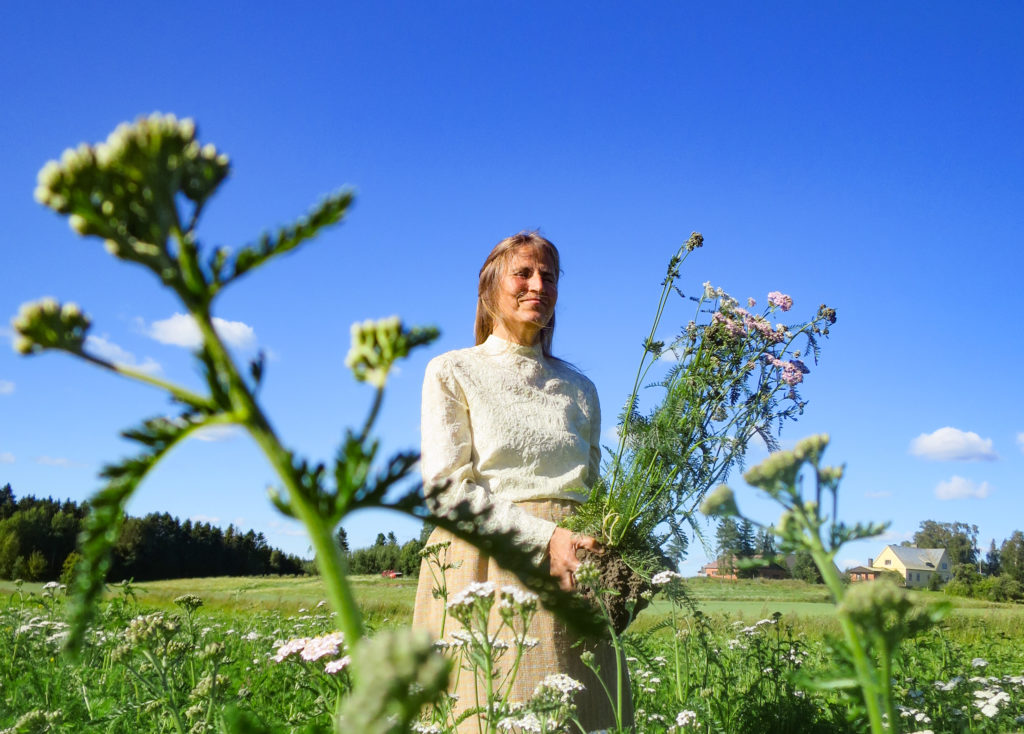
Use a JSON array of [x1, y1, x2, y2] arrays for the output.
[[548, 527, 602, 591]]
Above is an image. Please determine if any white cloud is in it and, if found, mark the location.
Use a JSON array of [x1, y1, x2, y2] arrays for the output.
[[909, 427, 998, 462], [146, 313, 256, 349], [935, 475, 991, 500], [0, 380, 14, 395], [190, 514, 221, 525], [190, 425, 242, 442], [880, 528, 913, 544], [268, 519, 312, 538], [35, 456, 74, 467], [1017, 432, 1024, 453], [864, 490, 891, 499], [0, 452, 14, 463], [85, 335, 162, 374]]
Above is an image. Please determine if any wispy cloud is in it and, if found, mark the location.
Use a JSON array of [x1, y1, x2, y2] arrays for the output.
[[909, 427, 998, 462], [190, 425, 242, 442], [85, 335, 162, 374], [35, 456, 82, 468], [268, 520, 311, 538], [840, 558, 864, 571], [880, 528, 913, 544], [0, 452, 14, 464], [1017, 432, 1024, 454], [864, 490, 891, 499], [0, 380, 14, 395], [935, 475, 991, 500], [189, 514, 221, 525], [145, 313, 256, 349]]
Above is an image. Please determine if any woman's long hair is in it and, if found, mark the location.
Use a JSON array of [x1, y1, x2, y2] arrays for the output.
[[474, 231, 560, 358]]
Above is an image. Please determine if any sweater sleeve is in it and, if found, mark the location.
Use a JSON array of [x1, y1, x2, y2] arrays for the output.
[[587, 385, 602, 489], [420, 356, 557, 556]]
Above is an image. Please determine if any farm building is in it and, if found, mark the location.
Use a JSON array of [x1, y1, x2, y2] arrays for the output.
[[868, 545, 951, 588], [846, 565, 880, 582], [698, 554, 795, 580]]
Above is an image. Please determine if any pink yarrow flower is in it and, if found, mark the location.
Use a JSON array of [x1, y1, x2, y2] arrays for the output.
[[767, 291, 793, 311]]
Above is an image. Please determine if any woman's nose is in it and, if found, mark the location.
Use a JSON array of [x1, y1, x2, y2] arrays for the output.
[[528, 272, 545, 291]]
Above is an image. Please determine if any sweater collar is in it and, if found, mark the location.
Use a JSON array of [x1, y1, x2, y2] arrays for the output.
[[482, 333, 544, 359]]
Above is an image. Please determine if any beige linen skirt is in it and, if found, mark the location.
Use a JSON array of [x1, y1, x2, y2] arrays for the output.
[[412, 499, 634, 733]]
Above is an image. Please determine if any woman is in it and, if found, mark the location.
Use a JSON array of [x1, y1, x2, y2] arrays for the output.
[[412, 231, 633, 732]]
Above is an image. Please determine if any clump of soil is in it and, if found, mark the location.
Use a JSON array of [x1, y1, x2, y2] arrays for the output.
[[576, 548, 653, 635]]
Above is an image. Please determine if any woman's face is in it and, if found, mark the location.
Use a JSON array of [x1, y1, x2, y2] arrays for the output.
[[493, 246, 558, 345]]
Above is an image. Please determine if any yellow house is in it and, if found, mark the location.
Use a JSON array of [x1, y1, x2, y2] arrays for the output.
[[869, 545, 952, 588]]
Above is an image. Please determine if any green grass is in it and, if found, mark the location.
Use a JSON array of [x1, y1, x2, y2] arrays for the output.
[[0, 574, 419, 625], [4, 574, 1024, 732]]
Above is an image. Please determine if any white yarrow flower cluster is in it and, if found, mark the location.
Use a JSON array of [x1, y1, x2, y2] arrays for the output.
[[670, 709, 699, 730], [301, 631, 344, 661], [499, 585, 538, 610], [534, 673, 585, 703], [447, 581, 496, 609], [652, 570, 684, 586], [497, 712, 542, 732], [324, 655, 352, 675], [974, 686, 1011, 718]]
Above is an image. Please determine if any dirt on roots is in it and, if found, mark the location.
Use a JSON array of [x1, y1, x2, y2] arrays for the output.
[[576, 548, 653, 635]]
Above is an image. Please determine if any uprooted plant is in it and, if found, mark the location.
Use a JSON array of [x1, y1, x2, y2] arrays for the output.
[[15, 113, 600, 732], [564, 238, 838, 633]]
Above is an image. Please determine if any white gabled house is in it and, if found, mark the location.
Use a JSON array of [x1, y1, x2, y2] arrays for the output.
[[869, 545, 952, 588]]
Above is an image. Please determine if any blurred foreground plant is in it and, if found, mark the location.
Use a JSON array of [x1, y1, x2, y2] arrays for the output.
[[702, 434, 949, 734], [15, 113, 598, 731]]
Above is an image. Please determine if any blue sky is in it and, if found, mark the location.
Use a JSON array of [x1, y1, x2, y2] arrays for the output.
[[2, 3, 1021, 575]]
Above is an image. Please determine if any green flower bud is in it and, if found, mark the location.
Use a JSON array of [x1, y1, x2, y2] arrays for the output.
[[338, 629, 450, 734], [744, 449, 802, 495], [699, 484, 739, 517], [793, 433, 830, 464], [11, 298, 91, 355], [345, 317, 439, 388]]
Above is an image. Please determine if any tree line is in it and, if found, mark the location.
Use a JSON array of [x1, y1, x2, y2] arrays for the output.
[[714, 516, 824, 583], [334, 526, 426, 577], [907, 520, 1024, 602], [713, 516, 1024, 602], [0, 484, 306, 582]]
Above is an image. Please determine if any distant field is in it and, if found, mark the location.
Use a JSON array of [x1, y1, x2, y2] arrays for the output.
[[4, 574, 1022, 633], [0, 574, 418, 624]]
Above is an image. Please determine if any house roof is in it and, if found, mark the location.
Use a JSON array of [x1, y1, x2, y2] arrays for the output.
[[878, 545, 947, 571], [847, 566, 876, 574]]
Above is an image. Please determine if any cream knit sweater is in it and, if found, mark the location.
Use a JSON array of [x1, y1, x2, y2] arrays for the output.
[[420, 333, 602, 554]]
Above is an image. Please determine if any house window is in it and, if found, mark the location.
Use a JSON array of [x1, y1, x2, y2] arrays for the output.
[[941, 562, 947, 569], [884, 559, 891, 566]]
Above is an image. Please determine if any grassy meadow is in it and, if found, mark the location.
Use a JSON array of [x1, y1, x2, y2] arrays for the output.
[[3, 574, 1024, 732]]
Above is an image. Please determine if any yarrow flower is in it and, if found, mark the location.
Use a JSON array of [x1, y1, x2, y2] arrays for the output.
[[301, 631, 344, 661], [447, 581, 496, 609], [499, 585, 539, 610], [534, 673, 585, 703], [652, 570, 684, 586], [767, 291, 793, 311], [671, 710, 699, 730], [324, 655, 352, 674], [767, 355, 809, 386]]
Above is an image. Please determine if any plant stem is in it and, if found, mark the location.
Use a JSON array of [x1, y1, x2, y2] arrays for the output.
[[189, 303, 364, 644], [804, 519, 887, 734]]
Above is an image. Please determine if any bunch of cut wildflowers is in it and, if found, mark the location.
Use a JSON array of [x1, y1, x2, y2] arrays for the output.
[[565, 234, 838, 587], [701, 434, 948, 734]]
